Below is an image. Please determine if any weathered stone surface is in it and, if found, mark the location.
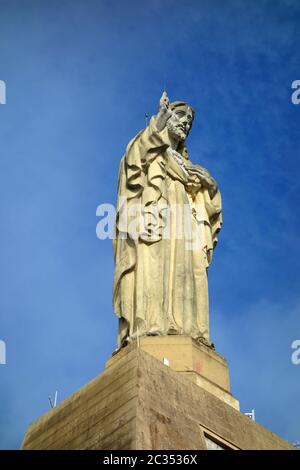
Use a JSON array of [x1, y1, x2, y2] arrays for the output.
[[22, 352, 138, 450], [22, 348, 294, 450], [134, 350, 293, 450], [107, 336, 239, 409]]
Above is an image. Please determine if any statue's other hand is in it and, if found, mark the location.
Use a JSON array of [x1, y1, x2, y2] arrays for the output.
[[186, 174, 202, 196], [187, 165, 218, 198]]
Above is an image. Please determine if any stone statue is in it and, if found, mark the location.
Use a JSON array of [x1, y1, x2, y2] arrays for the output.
[[113, 92, 222, 349]]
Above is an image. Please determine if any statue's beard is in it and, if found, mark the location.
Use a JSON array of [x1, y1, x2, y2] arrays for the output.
[[167, 120, 187, 142]]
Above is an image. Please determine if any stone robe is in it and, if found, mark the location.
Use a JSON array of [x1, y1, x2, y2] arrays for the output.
[[113, 117, 222, 347]]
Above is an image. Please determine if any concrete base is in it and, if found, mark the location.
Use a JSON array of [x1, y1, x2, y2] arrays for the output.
[[106, 336, 239, 410], [22, 345, 294, 450]]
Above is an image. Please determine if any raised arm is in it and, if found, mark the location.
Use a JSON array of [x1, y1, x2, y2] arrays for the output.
[[155, 91, 173, 132]]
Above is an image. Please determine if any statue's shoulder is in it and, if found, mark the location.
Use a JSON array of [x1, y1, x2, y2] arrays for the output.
[[124, 128, 145, 155]]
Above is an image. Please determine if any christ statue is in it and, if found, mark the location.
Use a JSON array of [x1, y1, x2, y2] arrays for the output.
[[113, 92, 222, 349]]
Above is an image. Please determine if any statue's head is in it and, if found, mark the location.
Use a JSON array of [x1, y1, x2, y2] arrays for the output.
[[167, 101, 195, 142]]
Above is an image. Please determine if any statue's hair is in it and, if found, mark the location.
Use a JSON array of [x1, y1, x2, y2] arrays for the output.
[[169, 101, 195, 117]]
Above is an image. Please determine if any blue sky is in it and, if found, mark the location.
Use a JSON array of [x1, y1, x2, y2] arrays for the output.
[[0, 0, 299, 449]]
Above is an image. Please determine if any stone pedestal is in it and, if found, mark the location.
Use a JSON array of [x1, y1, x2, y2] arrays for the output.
[[22, 342, 294, 450], [106, 336, 239, 410]]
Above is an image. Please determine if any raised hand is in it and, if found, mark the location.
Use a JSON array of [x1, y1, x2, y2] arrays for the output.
[[156, 91, 173, 132], [159, 91, 170, 113]]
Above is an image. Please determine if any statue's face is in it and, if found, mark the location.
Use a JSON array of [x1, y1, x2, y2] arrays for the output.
[[167, 108, 194, 142]]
